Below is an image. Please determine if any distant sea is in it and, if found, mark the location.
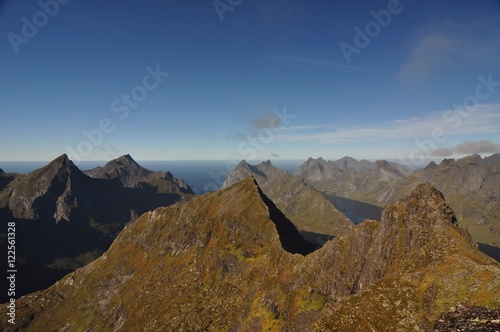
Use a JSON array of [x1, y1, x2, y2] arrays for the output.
[[0, 160, 303, 194]]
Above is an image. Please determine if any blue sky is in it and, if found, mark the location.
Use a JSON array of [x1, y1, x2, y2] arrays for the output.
[[0, 0, 499, 165]]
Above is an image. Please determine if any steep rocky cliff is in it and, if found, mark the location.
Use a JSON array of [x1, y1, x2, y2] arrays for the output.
[[4, 179, 498, 331], [296, 157, 409, 200], [0, 154, 192, 300], [296, 154, 500, 248], [223, 160, 353, 237], [84, 154, 194, 194]]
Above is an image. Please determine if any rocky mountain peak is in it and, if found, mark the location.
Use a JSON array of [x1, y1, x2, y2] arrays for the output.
[[336, 156, 358, 169], [223, 160, 266, 188], [49, 153, 78, 171], [84, 154, 151, 187], [440, 158, 456, 167], [237, 159, 249, 166], [458, 153, 482, 166], [6, 176, 499, 331], [406, 182, 458, 225], [108, 154, 144, 171], [380, 183, 460, 239], [39, 153, 84, 184], [484, 152, 500, 165], [115, 153, 139, 166], [425, 160, 438, 170], [375, 159, 404, 181]]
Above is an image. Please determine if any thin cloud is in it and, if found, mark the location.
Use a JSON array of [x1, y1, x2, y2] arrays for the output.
[[399, 18, 500, 82], [399, 32, 457, 81], [430, 140, 500, 157], [253, 110, 282, 130], [273, 103, 500, 144], [270, 55, 380, 72], [430, 147, 457, 157], [456, 140, 500, 154]]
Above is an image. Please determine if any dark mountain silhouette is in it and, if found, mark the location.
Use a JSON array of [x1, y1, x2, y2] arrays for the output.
[[0, 154, 193, 300], [4, 179, 499, 331], [84, 154, 193, 194]]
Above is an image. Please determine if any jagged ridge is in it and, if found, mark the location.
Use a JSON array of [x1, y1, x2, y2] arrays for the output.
[[224, 159, 354, 238], [3, 180, 499, 331]]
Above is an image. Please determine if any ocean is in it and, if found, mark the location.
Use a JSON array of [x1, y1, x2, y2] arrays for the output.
[[0, 160, 303, 194]]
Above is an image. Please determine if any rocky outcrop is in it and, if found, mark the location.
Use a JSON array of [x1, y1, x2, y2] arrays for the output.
[[296, 154, 500, 249], [0, 154, 193, 300], [305, 183, 500, 330], [0, 154, 86, 220], [433, 305, 500, 331], [296, 156, 409, 195], [224, 160, 353, 237], [84, 154, 150, 187], [84, 154, 194, 194], [222, 159, 287, 188], [3, 180, 499, 331]]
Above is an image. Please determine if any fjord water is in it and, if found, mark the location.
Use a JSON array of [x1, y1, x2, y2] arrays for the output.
[[323, 194, 384, 224]]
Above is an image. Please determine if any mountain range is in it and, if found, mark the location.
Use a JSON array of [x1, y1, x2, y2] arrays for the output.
[[1, 153, 499, 330], [223, 160, 353, 243], [295, 154, 500, 249], [3, 178, 499, 331], [0, 154, 193, 300]]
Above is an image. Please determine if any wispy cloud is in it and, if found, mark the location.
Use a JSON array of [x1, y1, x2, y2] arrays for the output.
[[273, 103, 500, 144], [399, 18, 500, 82], [430, 140, 500, 157], [456, 140, 500, 154], [269, 55, 381, 72], [399, 32, 457, 81]]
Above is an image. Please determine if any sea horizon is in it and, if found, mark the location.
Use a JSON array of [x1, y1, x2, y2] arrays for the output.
[[0, 159, 306, 194]]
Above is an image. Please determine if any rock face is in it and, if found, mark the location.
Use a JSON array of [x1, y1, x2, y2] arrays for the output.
[[433, 305, 500, 331], [84, 154, 194, 194], [296, 156, 409, 196], [413, 155, 500, 247], [4, 180, 499, 331], [0, 154, 193, 300], [0, 168, 17, 191], [223, 160, 353, 237], [296, 154, 500, 248]]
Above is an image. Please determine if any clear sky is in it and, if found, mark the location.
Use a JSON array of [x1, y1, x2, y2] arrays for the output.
[[1, 0, 499, 165]]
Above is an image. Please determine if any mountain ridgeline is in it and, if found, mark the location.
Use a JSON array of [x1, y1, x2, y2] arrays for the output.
[[3, 178, 499, 331], [0, 154, 193, 300], [1, 153, 499, 330], [295, 154, 500, 249], [83, 154, 193, 194], [223, 160, 354, 241]]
